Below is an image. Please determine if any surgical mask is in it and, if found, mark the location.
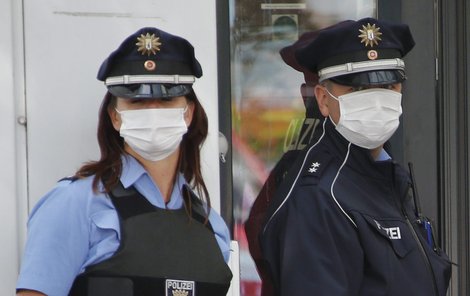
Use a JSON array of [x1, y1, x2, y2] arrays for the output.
[[326, 88, 402, 149], [116, 107, 188, 161]]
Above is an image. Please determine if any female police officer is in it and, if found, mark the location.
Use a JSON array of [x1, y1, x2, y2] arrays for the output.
[[16, 27, 232, 296]]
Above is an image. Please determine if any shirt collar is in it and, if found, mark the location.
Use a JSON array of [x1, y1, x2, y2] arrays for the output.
[[120, 154, 147, 188], [375, 148, 392, 161], [119, 154, 188, 208]]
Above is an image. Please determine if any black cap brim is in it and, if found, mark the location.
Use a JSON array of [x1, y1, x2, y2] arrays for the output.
[[108, 83, 192, 99], [329, 70, 406, 86]]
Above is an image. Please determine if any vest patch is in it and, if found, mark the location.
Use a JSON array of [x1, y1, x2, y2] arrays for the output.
[[374, 219, 402, 240], [166, 279, 195, 296], [384, 226, 402, 240]]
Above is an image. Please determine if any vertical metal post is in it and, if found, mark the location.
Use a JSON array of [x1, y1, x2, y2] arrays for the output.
[[216, 0, 234, 232]]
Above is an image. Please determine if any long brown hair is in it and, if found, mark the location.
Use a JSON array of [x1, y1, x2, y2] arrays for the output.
[[74, 89, 211, 208]]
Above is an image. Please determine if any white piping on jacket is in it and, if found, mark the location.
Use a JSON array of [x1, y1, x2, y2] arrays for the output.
[[263, 120, 326, 233], [330, 142, 357, 228], [263, 119, 357, 233]]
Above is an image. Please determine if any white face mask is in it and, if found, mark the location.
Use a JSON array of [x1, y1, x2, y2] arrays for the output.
[[116, 107, 188, 161], [326, 88, 402, 149]]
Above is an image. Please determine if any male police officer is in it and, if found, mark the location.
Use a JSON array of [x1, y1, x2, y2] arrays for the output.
[[260, 18, 451, 296]]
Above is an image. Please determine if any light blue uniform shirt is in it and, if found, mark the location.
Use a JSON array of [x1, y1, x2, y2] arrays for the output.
[[17, 155, 231, 296], [376, 148, 392, 161]]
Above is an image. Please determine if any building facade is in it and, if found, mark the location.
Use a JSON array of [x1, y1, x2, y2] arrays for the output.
[[1, 0, 468, 295]]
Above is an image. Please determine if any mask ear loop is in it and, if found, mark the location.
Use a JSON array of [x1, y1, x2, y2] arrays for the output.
[[328, 115, 337, 127], [323, 86, 340, 101], [181, 105, 192, 128], [320, 84, 340, 127]]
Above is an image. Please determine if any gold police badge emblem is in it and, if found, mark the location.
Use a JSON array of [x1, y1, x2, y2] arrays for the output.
[[172, 290, 189, 296], [358, 23, 382, 47], [136, 32, 162, 56]]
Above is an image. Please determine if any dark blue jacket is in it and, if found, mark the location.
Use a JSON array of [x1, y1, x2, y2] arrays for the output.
[[260, 118, 451, 296]]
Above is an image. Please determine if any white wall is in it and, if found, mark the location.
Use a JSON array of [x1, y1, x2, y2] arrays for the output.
[[1, 0, 25, 294], [5, 0, 221, 294], [23, 0, 221, 209]]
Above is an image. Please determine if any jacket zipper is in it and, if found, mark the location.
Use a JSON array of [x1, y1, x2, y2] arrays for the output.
[[400, 185, 439, 296]]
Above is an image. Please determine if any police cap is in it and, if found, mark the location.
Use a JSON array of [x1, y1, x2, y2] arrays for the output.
[[97, 27, 202, 99], [280, 30, 319, 86], [295, 18, 415, 86]]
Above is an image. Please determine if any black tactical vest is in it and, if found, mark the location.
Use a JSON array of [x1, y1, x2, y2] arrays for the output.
[[69, 183, 233, 296]]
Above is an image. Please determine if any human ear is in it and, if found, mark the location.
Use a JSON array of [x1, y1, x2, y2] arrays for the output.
[[314, 85, 330, 117], [108, 106, 121, 131], [184, 101, 195, 126]]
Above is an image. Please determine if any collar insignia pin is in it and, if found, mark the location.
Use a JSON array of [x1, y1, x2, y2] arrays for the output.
[[136, 33, 162, 56], [308, 162, 321, 173], [358, 23, 382, 47]]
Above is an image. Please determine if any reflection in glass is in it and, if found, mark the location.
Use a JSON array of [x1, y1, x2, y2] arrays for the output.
[[229, 1, 376, 294]]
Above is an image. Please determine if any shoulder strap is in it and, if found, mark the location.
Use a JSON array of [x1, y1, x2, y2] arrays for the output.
[[108, 182, 156, 220], [108, 182, 214, 232], [182, 184, 214, 233]]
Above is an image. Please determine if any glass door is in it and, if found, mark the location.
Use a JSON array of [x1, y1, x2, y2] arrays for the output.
[[228, 1, 377, 294]]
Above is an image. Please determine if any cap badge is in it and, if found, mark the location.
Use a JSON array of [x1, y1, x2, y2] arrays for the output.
[[367, 50, 378, 60], [136, 33, 162, 56], [144, 60, 156, 71], [358, 23, 382, 47]]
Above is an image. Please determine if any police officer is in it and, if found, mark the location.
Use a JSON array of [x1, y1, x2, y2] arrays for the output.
[[260, 18, 452, 296], [16, 27, 232, 296]]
